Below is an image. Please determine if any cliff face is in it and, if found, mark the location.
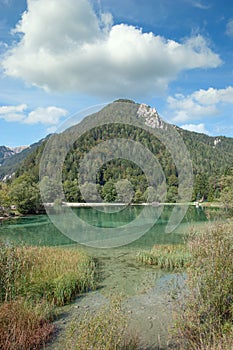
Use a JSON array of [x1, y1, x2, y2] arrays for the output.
[[0, 146, 15, 165]]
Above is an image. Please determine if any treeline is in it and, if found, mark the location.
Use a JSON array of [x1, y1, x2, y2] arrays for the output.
[[1, 122, 233, 214]]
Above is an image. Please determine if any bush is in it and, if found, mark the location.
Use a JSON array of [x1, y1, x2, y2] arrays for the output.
[[174, 223, 233, 349]]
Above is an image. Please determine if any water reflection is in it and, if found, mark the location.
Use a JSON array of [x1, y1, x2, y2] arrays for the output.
[[0, 205, 210, 248]]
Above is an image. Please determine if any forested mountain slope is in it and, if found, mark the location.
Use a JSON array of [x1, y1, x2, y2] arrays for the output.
[[5, 100, 233, 204]]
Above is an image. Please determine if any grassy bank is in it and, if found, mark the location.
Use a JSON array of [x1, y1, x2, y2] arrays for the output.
[[137, 244, 190, 271], [174, 223, 233, 349], [0, 243, 96, 349]]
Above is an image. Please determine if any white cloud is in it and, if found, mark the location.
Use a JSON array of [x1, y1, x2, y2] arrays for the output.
[[167, 86, 233, 123], [0, 104, 27, 122], [180, 123, 209, 134], [191, 1, 210, 10], [2, 0, 222, 97], [0, 104, 68, 125], [226, 19, 233, 38], [24, 106, 68, 125]]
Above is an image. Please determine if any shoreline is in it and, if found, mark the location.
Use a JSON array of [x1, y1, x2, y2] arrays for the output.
[[57, 201, 223, 208]]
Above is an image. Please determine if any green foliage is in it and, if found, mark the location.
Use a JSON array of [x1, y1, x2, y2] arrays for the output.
[[102, 180, 117, 202], [3, 102, 233, 205], [218, 169, 233, 208], [0, 183, 10, 214], [174, 223, 233, 349], [9, 174, 42, 214]]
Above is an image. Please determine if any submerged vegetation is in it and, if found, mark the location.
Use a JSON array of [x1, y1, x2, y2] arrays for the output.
[[137, 244, 190, 271], [174, 223, 233, 349], [0, 243, 96, 349]]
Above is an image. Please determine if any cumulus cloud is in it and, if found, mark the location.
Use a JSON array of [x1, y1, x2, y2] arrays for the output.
[[24, 106, 68, 125], [0, 104, 27, 122], [180, 123, 209, 134], [2, 0, 221, 97], [0, 104, 68, 125], [167, 86, 233, 123]]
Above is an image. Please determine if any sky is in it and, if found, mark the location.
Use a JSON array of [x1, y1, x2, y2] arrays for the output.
[[0, 0, 233, 147]]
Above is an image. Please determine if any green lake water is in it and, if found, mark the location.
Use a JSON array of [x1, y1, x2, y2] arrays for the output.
[[0, 205, 216, 249]]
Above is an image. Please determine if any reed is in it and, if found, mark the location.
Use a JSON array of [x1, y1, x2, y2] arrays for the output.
[[0, 242, 96, 349], [0, 298, 54, 350], [137, 244, 190, 271], [19, 246, 96, 306], [174, 223, 233, 349]]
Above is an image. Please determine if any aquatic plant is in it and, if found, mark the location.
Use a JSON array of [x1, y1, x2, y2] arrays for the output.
[[137, 244, 190, 271]]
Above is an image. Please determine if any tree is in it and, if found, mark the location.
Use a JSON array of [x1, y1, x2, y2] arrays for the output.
[[115, 179, 134, 203], [40, 176, 62, 203], [101, 181, 117, 202], [218, 171, 233, 209], [0, 183, 10, 215], [9, 174, 42, 214]]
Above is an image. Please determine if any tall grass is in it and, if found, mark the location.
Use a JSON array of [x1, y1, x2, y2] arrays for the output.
[[0, 244, 96, 306], [174, 223, 233, 349], [0, 242, 96, 349], [19, 246, 96, 306], [137, 244, 190, 271], [64, 298, 139, 350], [0, 298, 54, 350]]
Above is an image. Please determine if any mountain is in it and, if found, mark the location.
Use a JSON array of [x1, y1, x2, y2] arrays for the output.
[[10, 146, 28, 154], [0, 146, 15, 165], [2, 100, 233, 203], [0, 138, 49, 181]]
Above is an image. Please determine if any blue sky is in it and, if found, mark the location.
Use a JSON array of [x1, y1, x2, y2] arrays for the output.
[[0, 0, 233, 147]]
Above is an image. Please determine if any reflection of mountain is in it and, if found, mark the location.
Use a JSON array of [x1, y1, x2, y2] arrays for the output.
[[0, 205, 208, 247]]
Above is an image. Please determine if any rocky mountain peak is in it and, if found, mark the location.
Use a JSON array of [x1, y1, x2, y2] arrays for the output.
[[137, 103, 166, 130]]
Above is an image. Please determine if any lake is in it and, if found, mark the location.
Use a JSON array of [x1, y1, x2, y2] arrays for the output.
[[0, 205, 217, 249]]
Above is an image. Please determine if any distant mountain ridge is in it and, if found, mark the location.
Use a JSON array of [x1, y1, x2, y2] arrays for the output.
[[0, 145, 28, 165], [0, 137, 49, 180], [0, 146, 15, 164]]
